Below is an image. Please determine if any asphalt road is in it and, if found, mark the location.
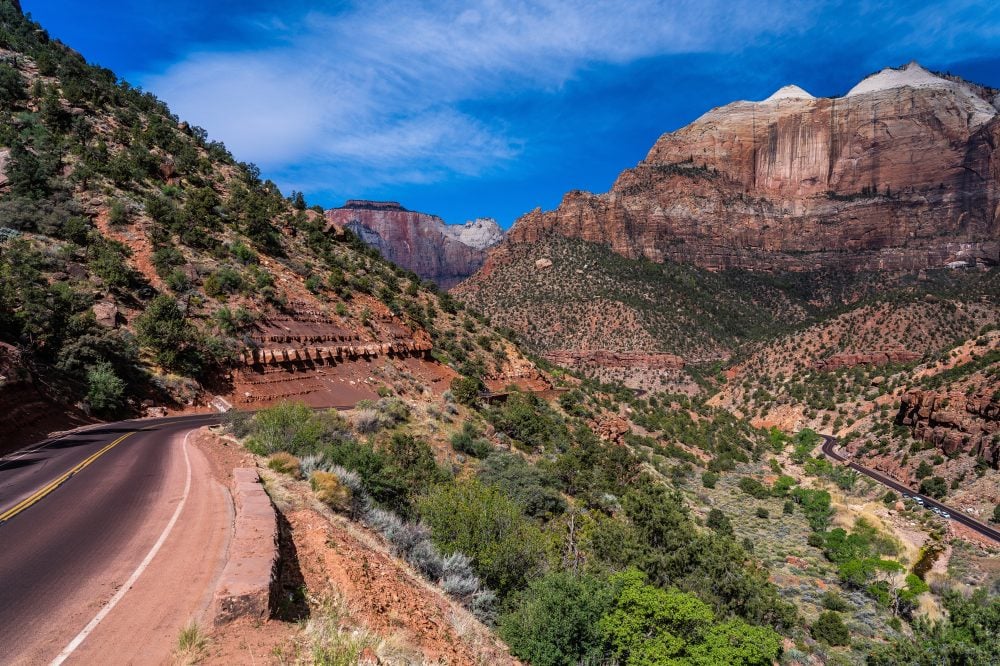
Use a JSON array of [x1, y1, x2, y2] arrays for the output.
[[0, 413, 222, 664], [820, 435, 1000, 544]]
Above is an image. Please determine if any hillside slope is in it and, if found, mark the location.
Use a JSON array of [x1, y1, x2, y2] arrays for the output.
[[0, 3, 535, 440]]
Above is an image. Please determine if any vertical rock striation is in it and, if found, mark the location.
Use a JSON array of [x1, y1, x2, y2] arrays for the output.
[[325, 201, 502, 289], [505, 63, 1000, 272]]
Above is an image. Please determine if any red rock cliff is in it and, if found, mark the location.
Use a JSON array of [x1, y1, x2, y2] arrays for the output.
[[896, 388, 1000, 468], [325, 201, 502, 289], [507, 63, 1000, 272]]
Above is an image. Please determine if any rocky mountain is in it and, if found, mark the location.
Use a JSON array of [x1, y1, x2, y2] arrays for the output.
[[506, 62, 999, 272], [459, 63, 1000, 393], [325, 200, 502, 288]]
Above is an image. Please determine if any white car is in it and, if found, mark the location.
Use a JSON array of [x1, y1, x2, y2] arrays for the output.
[[941, 512, 951, 519], [914, 497, 924, 504]]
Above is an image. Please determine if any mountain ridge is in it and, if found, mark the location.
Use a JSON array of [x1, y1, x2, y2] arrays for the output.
[[498, 61, 999, 273]]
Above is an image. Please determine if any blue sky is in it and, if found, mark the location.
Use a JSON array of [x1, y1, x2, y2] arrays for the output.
[[24, 1, 1000, 227]]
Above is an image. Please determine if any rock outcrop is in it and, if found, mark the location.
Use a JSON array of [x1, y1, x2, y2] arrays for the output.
[[325, 201, 502, 288], [896, 389, 1000, 468], [504, 63, 1000, 272], [813, 349, 921, 371]]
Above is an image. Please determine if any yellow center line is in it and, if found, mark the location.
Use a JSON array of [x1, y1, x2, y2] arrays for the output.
[[0, 431, 136, 524]]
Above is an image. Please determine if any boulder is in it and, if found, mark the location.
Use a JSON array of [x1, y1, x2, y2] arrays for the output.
[[92, 300, 119, 328]]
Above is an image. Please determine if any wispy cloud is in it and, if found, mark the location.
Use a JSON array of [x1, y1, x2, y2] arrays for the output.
[[139, 0, 1000, 202], [140, 0, 817, 192]]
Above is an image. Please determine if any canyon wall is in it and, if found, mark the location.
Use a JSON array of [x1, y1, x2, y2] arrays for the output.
[[326, 201, 502, 288], [506, 64, 1000, 272]]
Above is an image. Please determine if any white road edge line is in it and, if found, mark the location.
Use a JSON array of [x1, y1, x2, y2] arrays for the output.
[[50, 429, 195, 666]]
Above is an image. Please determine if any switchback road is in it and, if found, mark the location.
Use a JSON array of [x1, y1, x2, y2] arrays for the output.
[[820, 435, 1000, 544], [0, 413, 227, 665]]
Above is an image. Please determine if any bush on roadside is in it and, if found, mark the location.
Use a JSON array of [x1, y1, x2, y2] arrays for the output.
[[419, 478, 547, 599], [311, 471, 353, 512], [267, 452, 301, 478]]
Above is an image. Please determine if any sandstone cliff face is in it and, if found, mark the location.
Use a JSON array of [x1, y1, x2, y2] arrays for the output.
[[506, 63, 1000, 272], [325, 201, 502, 289], [896, 389, 1000, 468]]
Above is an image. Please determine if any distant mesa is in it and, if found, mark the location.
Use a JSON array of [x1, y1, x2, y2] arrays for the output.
[[339, 200, 409, 212], [326, 200, 503, 289]]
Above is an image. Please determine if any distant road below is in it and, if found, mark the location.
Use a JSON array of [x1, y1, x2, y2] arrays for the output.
[[820, 435, 1000, 544]]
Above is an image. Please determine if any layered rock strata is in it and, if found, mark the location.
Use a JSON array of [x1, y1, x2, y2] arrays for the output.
[[813, 350, 921, 371]]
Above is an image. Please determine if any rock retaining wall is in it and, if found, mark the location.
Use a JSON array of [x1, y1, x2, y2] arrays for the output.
[[213, 468, 278, 625]]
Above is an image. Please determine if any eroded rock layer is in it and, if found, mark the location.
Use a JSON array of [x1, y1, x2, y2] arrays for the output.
[[506, 63, 1000, 272], [896, 389, 1000, 468], [230, 305, 435, 407], [812, 350, 921, 371]]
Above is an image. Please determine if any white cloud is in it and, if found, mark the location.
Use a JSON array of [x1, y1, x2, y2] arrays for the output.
[[141, 0, 820, 191]]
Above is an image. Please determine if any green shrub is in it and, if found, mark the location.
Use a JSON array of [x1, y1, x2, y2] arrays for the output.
[[87, 237, 131, 287], [738, 476, 770, 500], [247, 402, 340, 456], [755, 507, 769, 519], [821, 590, 850, 611], [305, 274, 323, 294], [86, 360, 125, 416], [203, 265, 243, 298], [500, 571, 616, 666], [418, 478, 546, 599], [134, 295, 200, 372], [792, 487, 833, 531], [599, 569, 781, 665], [812, 610, 850, 646], [479, 452, 566, 520], [449, 375, 483, 405], [0, 62, 27, 107], [919, 476, 947, 499], [486, 391, 570, 453], [706, 508, 733, 536], [770, 475, 796, 497], [108, 200, 130, 226], [701, 471, 718, 488], [450, 422, 491, 458]]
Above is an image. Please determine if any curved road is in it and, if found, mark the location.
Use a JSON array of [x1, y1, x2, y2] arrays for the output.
[[820, 435, 1000, 544], [0, 413, 225, 665]]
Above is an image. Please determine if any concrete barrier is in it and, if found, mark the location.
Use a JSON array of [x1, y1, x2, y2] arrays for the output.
[[213, 468, 278, 625]]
